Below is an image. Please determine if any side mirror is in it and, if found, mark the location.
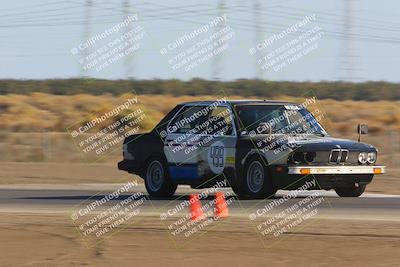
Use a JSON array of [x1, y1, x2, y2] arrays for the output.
[[357, 124, 368, 142]]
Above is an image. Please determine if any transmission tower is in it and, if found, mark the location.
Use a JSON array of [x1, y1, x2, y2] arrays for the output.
[[253, 0, 263, 79], [122, 0, 135, 79], [339, 0, 362, 82], [212, 0, 225, 81], [82, 0, 93, 78]]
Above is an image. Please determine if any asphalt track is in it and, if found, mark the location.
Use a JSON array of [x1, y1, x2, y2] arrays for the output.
[[0, 183, 399, 222]]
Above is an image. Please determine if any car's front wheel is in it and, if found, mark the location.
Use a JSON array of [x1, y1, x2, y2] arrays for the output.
[[233, 156, 277, 199], [144, 157, 177, 198], [335, 184, 366, 197]]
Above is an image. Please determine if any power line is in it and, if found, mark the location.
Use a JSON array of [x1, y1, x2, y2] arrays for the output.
[[0, 2, 85, 19], [2, 2, 400, 47], [0, 0, 72, 12]]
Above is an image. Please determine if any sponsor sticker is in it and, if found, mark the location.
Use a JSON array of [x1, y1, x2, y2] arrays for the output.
[[284, 105, 301, 110]]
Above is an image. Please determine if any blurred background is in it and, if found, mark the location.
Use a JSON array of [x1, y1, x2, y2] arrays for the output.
[[0, 0, 399, 193]]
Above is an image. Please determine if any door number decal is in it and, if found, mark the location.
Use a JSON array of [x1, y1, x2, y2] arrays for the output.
[[208, 141, 225, 174]]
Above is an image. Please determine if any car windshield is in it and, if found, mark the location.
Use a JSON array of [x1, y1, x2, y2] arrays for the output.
[[235, 104, 327, 135]]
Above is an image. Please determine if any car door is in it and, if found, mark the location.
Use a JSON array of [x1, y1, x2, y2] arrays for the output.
[[199, 105, 237, 182], [164, 103, 237, 183], [164, 104, 210, 181]]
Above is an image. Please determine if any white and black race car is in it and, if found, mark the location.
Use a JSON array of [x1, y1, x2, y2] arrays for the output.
[[118, 100, 385, 199]]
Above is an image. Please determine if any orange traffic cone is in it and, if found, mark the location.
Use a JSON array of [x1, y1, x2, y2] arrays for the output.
[[190, 194, 205, 221], [214, 192, 229, 218]]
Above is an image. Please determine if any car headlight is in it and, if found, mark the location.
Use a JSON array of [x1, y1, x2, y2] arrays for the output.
[[358, 152, 368, 164], [367, 152, 377, 164]]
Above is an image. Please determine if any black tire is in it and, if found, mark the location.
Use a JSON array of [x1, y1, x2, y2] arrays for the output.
[[233, 155, 277, 199], [230, 184, 249, 200], [335, 184, 366, 197], [144, 156, 177, 198]]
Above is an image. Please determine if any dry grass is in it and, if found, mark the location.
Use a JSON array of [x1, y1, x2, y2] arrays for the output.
[[1, 93, 400, 133]]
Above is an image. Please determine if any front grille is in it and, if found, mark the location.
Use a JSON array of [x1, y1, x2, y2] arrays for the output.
[[330, 150, 340, 162], [340, 150, 348, 163], [329, 149, 349, 163]]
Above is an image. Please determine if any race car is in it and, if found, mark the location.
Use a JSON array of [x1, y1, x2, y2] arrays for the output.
[[118, 100, 385, 199]]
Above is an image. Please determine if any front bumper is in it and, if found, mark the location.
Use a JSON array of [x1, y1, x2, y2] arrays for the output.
[[288, 165, 386, 175], [118, 159, 141, 173]]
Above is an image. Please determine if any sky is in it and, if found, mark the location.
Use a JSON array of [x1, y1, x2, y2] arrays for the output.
[[1, 0, 399, 82]]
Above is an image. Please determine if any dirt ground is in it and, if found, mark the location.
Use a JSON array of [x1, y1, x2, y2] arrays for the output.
[[0, 162, 399, 195], [0, 162, 133, 184], [0, 213, 399, 267]]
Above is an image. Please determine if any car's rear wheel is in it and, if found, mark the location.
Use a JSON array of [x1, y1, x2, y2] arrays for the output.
[[335, 184, 366, 197], [233, 156, 276, 199], [144, 157, 177, 198]]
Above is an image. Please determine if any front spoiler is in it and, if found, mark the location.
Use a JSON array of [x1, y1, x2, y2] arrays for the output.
[[288, 165, 386, 175]]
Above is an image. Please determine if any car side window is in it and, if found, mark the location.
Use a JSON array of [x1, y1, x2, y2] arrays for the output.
[[236, 105, 288, 133], [208, 106, 234, 136], [168, 106, 208, 134]]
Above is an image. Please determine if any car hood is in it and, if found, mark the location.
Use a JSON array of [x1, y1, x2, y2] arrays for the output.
[[246, 134, 376, 152]]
